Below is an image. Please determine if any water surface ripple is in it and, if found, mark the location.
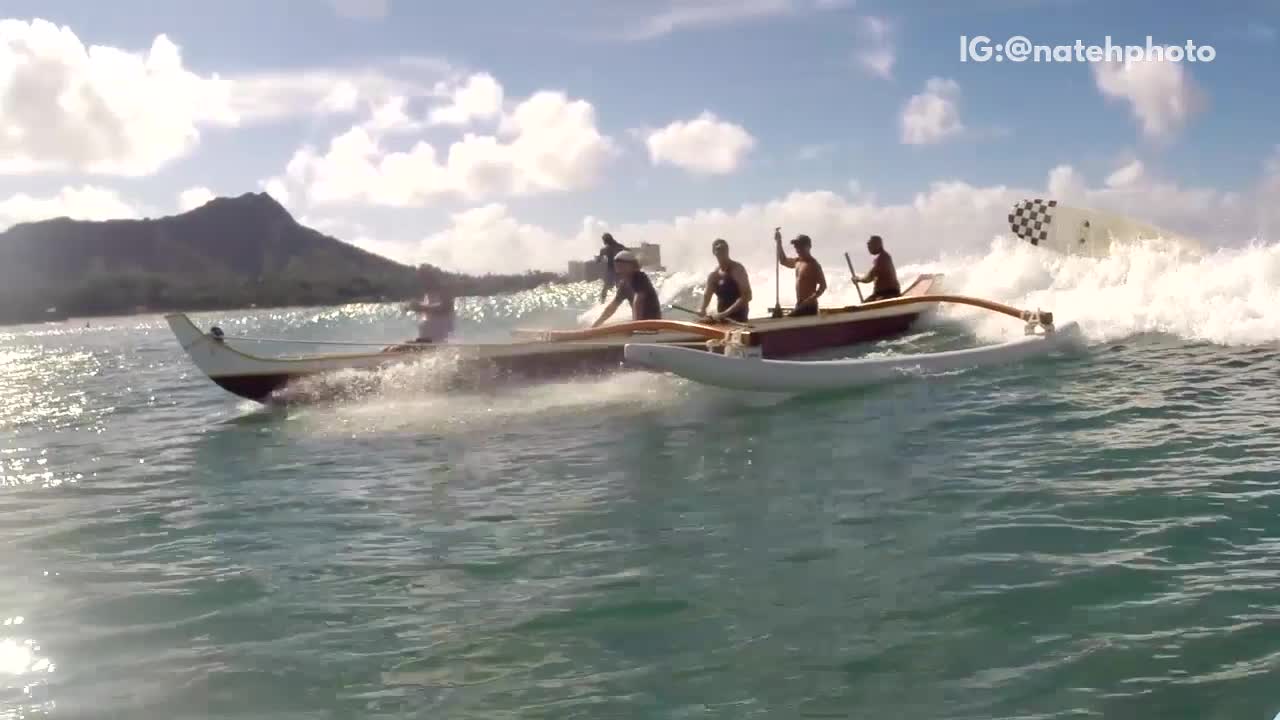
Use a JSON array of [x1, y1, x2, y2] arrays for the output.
[[2, 308, 1279, 719]]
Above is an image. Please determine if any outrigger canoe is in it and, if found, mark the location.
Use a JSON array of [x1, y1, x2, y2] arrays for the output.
[[624, 296, 1081, 393], [166, 274, 943, 403]]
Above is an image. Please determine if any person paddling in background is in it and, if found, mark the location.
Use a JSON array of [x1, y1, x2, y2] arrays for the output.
[[852, 234, 901, 302], [596, 232, 626, 302], [775, 230, 826, 316], [592, 250, 661, 327], [407, 274, 456, 343], [698, 238, 752, 323]]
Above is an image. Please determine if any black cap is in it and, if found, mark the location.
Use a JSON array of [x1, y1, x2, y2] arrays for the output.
[[712, 238, 728, 249], [790, 234, 812, 246]]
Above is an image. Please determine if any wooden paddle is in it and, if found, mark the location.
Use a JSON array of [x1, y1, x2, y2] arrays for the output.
[[671, 303, 748, 327], [844, 252, 865, 303], [771, 226, 784, 318]]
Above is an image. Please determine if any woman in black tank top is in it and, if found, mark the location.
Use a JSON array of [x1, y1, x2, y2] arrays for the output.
[[713, 266, 749, 321], [700, 239, 753, 322]]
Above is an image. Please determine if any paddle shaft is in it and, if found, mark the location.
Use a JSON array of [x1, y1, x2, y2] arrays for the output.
[[671, 303, 748, 327], [773, 226, 783, 317], [844, 252, 865, 303]]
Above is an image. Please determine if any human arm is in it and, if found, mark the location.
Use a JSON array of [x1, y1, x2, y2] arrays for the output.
[[698, 272, 717, 316], [592, 294, 624, 327], [774, 229, 797, 268], [858, 255, 883, 284]]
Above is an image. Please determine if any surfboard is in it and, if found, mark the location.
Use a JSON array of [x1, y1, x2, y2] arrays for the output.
[[1008, 199, 1201, 257]]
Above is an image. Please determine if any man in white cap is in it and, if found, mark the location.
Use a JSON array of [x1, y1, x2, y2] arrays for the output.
[[591, 250, 662, 327]]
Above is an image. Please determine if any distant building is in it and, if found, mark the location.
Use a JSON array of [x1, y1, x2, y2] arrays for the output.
[[566, 260, 601, 282], [566, 242, 664, 281], [634, 242, 664, 271]]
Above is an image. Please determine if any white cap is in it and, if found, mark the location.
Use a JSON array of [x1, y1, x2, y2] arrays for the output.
[[614, 250, 637, 264]]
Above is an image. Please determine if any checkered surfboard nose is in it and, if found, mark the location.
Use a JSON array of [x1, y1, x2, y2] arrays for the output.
[[1008, 198, 1057, 246]]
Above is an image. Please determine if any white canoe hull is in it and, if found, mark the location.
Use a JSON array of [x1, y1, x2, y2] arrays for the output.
[[623, 322, 1083, 393]]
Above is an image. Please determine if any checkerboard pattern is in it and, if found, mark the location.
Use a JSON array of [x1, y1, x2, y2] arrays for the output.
[[1008, 198, 1057, 245]]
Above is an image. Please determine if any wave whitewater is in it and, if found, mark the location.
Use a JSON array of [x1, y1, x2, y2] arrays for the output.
[[603, 235, 1280, 348]]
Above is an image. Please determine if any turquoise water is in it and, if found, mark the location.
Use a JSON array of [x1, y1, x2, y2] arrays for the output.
[[4, 266, 1280, 719]]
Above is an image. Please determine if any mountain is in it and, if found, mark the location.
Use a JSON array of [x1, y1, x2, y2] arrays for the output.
[[0, 193, 563, 325]]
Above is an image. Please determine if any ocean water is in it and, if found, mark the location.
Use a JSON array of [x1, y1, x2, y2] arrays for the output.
[[4, 239, 1280, 719]]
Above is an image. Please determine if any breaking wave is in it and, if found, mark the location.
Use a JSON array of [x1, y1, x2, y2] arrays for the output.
[[930, 236, 1280, 346], [614, 234, 1280, 348]]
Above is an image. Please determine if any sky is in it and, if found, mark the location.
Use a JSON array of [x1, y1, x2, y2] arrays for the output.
[[2, 0, 1279, 278]]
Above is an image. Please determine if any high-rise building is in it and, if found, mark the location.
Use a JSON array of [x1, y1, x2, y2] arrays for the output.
[[566, 242, 664, 280]]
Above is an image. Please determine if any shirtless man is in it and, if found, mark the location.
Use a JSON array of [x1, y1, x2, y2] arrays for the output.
[[775, 229, 826, 316], [853, 234, 900, 302]]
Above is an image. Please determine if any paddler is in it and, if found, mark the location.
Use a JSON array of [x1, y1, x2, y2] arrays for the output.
[[775, 230, 826, 316], [407, 274, 456, 343], [698, 238, 752, 323], [591, 250, 661, 327], [595, 232, 627, 302], [852, 234, 901, 301]]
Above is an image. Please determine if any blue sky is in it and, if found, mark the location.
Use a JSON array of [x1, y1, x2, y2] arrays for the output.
[[1, 0, 1278, 274]]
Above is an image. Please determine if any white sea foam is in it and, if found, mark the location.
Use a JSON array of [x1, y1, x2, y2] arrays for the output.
[[642, 234, 1280, 348], [929, 236, 1280, 346]]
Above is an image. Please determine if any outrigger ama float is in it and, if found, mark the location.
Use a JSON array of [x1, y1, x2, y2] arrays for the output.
[[625, 295, 1081, 393], [166, 274, 946, 403]]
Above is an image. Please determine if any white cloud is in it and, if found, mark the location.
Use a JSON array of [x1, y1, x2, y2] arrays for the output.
[[624, 0, 850, 40], [1046, 164, 1087, 200], [645, 112, 755, 175], [225, 60, 450, 124], [282, 87, 615, 207], [413, 203, 567, 274], [0, 185, 141, 229], [261, 177, 293, 211], [856, 15, 895, 78], [1092, 53, 1205, 141], [329, 0, 390, 20], [627, 0, 794, 40], [901, 77, 964, 145], [1105, 159, 1144, 188], [0, 18, 237, 176], [428, 73, 504, 127], [177, 186, 216, 212], [388, 160, 1270, 283], [363, 96, 420, 133], [0, 19, 456, 176]]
